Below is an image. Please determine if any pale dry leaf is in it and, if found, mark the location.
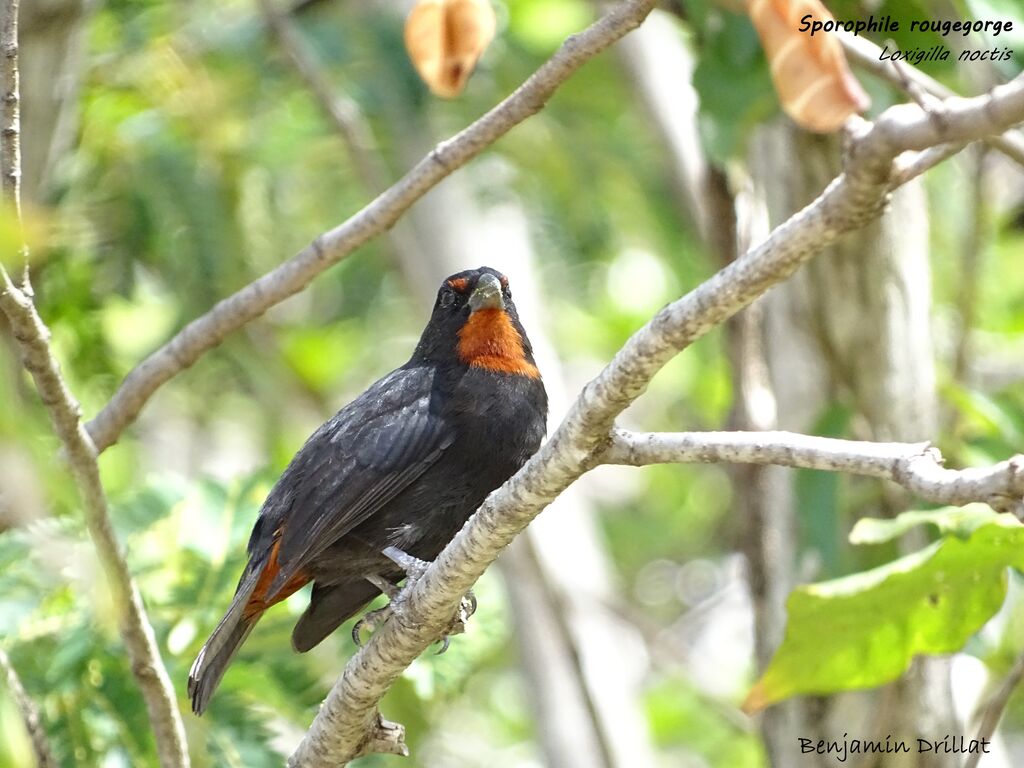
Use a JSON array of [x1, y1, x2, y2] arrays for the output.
[[748, 0, 870, 132], [405, 0, 497, 99]]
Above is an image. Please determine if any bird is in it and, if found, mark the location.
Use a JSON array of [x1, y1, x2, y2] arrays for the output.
[[188, 266, 548, 715]]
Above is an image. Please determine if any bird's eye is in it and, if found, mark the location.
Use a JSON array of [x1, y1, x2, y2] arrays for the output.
[[439, 288, 455, 308]]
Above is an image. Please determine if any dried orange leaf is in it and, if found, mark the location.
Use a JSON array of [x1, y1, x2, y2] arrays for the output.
[[404, 0, 497, 99], [748, 0, 869, 132]]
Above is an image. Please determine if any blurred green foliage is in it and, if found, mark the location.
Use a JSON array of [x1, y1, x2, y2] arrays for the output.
[[1, 0, 1023, 765]]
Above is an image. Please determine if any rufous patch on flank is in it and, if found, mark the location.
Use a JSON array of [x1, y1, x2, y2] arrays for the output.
[[243, 538, 310, 621], [457, 308, 540, 379], [447, 277, 469, 292]]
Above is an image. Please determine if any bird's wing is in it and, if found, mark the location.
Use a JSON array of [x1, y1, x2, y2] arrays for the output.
[[250, 365, 455, 594]]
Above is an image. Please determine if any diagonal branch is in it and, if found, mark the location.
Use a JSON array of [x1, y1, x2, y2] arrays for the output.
[[285, 65, 1024, 768], [0, 274, 190, 768], [0, 1, 188, 764], [605, 430, 1024, 511], [84, 0, 659, 453], [0, 648, 56, 768]]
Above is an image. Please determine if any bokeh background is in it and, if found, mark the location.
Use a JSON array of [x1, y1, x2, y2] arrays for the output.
[[1, 0, 1023, 766]]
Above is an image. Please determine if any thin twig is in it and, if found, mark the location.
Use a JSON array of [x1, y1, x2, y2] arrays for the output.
[[837, 30, 1024, 166], [0, 2, 188, 762], [963, 650, 1024, 768], [0, 649, 56, 768], [287, 72, 1024, 766], [892, 141, 967, 185], [0, 0, 27, 290], [1, 0, 20, 208]]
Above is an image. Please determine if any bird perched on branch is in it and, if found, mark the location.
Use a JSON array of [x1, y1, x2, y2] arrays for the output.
[[188, 267, 547, 715]]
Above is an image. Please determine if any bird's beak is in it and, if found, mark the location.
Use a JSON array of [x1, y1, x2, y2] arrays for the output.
[[468, 273, 504, 313]]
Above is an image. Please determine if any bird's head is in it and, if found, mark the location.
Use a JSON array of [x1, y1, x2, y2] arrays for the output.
[[412, 266, 540, 379]]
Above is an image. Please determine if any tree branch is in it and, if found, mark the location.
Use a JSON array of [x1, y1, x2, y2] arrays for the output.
[[0, 275, 190, 768], [286, 67, 1024, 767], [837, 30, 1024, 166], [0, 0, 28, 289], [84, 0, 659, 453], [892, 141, 967, 185], [0, 1, 188, 763], [605, 430, 1024, 510], [0, 648, 56, 768], [1, 0, 20, 208]]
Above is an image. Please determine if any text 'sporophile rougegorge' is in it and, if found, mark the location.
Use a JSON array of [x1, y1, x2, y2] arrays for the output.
[[799, 13, 1016, 64]]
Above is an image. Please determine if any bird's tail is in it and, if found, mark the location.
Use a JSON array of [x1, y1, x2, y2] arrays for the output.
[[188, 577, 259, 716]]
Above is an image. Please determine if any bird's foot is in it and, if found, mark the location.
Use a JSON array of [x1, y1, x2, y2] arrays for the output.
[[381, 545, 430, 581], [351, 573, 401, 647], [433, 590, 477, 654], [351, 602, 392, 647], [351, 547, 478, 653]]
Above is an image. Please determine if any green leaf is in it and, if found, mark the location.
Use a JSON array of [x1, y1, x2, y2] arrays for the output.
[[849, 504, 1002, 545], [745, 510, 1024, 711]]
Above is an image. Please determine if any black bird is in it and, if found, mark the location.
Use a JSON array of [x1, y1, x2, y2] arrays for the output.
[[188, 267, 547, 714]]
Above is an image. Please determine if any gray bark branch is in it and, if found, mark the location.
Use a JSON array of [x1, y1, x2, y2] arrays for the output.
[[1, 0, 21, 212], [0, 648, 56, 768], [605, 430, 1024, 510]]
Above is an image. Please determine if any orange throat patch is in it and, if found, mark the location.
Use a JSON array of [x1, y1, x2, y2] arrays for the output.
[[456, 309, 540, 379]]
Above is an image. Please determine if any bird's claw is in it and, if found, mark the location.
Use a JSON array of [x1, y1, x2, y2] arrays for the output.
[[352, 573, 402, 647], [352, 604, 392, 647], [352, 568, 478, 653], [433, 590, 477, 654]]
